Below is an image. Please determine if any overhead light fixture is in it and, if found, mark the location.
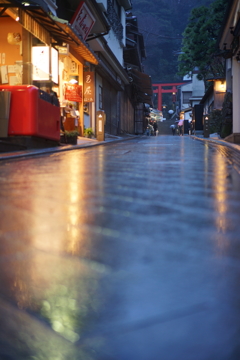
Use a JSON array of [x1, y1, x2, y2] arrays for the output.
[[69, 79, 78, 84]]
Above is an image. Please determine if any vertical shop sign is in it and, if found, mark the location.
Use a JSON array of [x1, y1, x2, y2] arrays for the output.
[[65, 84, 82, 102], [70, 2, 96, 41], [83, 71, 95, 102]]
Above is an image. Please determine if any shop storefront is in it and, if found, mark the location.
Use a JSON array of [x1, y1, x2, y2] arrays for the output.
[[0, 0, 98, 142], [57, 49, 83, 136]]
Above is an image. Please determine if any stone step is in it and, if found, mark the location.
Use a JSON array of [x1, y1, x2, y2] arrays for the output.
[[157, 120, 177, 135]]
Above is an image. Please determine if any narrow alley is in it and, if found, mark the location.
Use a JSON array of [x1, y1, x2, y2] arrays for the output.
[[1, 135, 240, 360]]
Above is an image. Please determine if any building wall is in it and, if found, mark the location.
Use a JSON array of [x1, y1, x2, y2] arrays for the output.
[[134, 103, 145, 134], [226, 59, 232, 92], [93, 72, 104, 134], [179, 83, 192, 110], [121, 8, 126, 48], [103, 0, 126, 66], [104, 29, 123, 65], [232, 58, 240, 133], [192, 73, 205, 97], [96, 73, 103, 112], [0, 18, 22, 85], [103, 78, 118, 135], [218, 0, 239, 136], [96, 0, 107, 11], [202, 93, 214, 115], [119, 90, 134, 134]]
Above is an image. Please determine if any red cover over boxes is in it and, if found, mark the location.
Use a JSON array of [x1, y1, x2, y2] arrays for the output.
[[0, 85, 60, 141]]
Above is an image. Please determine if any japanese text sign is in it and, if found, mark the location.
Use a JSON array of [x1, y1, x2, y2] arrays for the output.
[[65, 84, 82, 102], [70, 2, 95, 41], [83, 71, 95, 102]]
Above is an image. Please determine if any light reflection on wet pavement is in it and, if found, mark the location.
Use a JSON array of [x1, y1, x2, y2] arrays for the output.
[[1, 135, 240, 359]]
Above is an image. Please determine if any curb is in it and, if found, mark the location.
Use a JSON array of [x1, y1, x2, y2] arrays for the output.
[[191, 135, 240, 173], [0, 135, 138, 161], [191, 135, 240, 153], [3, 134, 239, 162]]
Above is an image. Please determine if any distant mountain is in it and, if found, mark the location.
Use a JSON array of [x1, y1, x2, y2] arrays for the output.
[[131, 0, 216, 83]]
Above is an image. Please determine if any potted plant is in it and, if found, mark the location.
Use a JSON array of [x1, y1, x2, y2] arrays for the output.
[[84, 127, 94, 138], [61, 130, 79, 145]]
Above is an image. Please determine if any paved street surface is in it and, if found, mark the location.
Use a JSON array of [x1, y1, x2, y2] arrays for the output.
[[1, 135, 240, 360]]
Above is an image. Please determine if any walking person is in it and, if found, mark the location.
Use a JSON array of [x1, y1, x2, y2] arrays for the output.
[[170, 124, 176, 135], [189, 120, 193, 135], [153, 121, 158, 136], [178, 118, 184, 136]]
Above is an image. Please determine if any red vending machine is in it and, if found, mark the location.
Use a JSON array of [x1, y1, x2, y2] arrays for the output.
[[0, 85, 60, 141]]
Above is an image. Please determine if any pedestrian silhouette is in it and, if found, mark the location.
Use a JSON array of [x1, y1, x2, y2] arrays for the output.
[[170, 124, 176, 135], [178, 119, 184, 136], [153, 121, 158, 136]]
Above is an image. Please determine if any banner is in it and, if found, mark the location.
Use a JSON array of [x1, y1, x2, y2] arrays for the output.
[[65, 84, 82, 102], [83, 71, 95, 102]]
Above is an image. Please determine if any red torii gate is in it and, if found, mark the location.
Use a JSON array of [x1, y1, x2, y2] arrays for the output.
[[153, 83, 185, 111]]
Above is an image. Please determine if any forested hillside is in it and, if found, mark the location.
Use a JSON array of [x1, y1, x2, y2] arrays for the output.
[[131, 0, 216, 83]]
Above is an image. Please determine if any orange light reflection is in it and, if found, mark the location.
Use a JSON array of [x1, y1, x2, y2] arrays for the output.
[[213, 151, 229, 252]]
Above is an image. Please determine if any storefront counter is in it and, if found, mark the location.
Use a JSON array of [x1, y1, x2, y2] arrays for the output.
[[63, 114, 77, 131]]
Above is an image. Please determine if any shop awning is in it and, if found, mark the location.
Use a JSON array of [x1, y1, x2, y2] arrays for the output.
[[131, 69, 153, 106], [26, 8, 98, 64], [0, 0, 98, 64], [54, 19, 99, 65]]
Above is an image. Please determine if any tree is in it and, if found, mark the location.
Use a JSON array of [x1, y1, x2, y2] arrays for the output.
[[131, 0, 217, 83], [131, 0, 183, 82], [178, 0, 228, 82]]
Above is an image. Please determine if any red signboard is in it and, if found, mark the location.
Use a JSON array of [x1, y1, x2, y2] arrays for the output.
[[83, 71, 95, 102], [70, 2, 96, 41], [65, 84, 82, 102]]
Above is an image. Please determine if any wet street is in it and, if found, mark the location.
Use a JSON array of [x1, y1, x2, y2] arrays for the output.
[[1, 135, 240, 360]]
